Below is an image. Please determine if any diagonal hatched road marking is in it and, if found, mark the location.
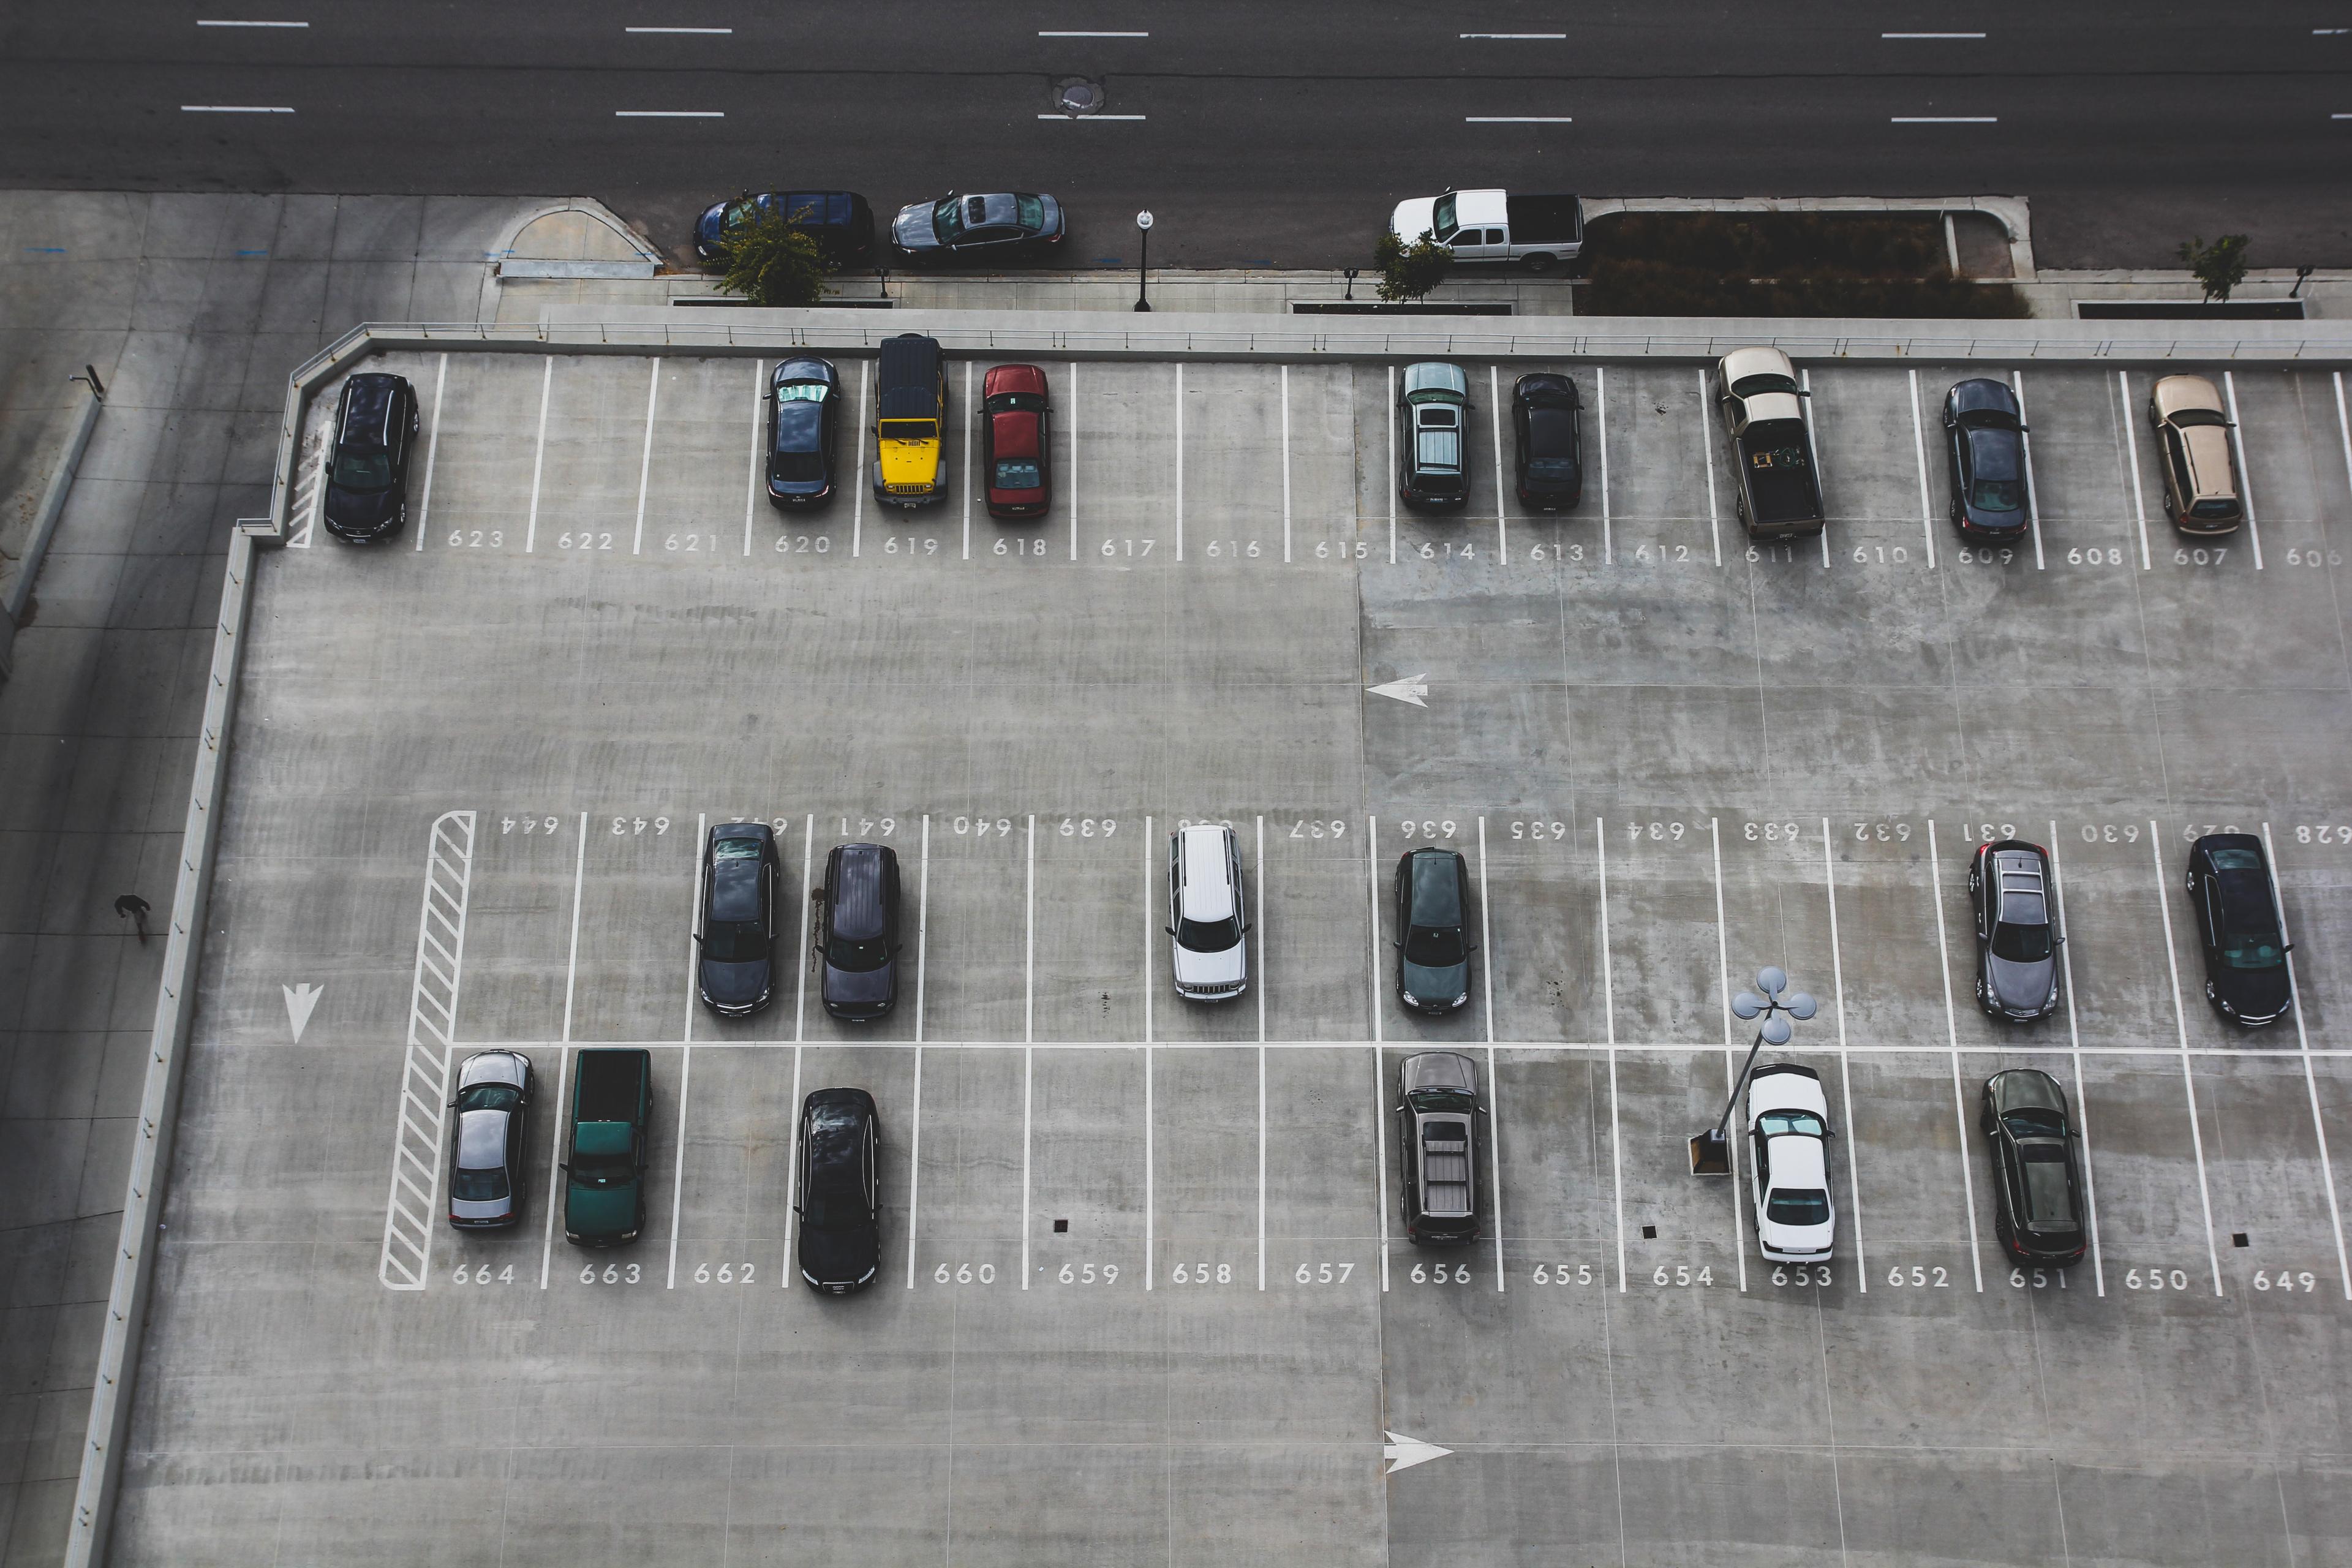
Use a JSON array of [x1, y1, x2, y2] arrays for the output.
[[378, 810, 477, 1289]]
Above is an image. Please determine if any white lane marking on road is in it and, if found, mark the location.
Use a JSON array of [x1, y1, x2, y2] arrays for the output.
[[1926, 821, 1985, 1289], [1258, 815, 1268, 1291], [1821, 820, 1865, 1292], [2010, 370, 2046, 568], [742, 359, 761, 556], [282, 982, 322, 1043], [379, 809, 475, 1291], [616, 110, 724, 117], [851, 358, 869, 557], [414, 352, 447, 552], [1711, 820, 1747, 1289], [633, 360, 659, 555], [1387, 364, 1398, 564], [2264, 824, 2351, 1299], [180, 104, 294, 112], [1037, 113, 1146, 119], [794, 815, 813, 1041], [1368, 816, 1389, 1290], [1597, 364, 1612, 564], [197, 18, 307, 24], [1891, 115, 1997, 123], [1367, 674, 1429, 707], [1490, 365, 1509, 564], [2222, 371, 2264, 568], [524, 356, 551, 552], [907, 815, 929, 1287], [1466, 116, 1572, 123], [1067, 360, 1080, 560], [536, 1046, 567, 1289], [1039, 29, 1148, 36], [2046, 824, 2106, 1295], [779, 1043, 803, 1287], [1478, 818, 1503, 1292], [668, 813, 702, 1289], [1383, 1432, 1455, 1471], [1462, 32, 1564, 38], [627, 25, 733, 32], [1174, 363, 1185, 560], [1144, 815, 1155, 1289], [1023, 815, 1035, 1288], [1700, 367, 1721, 566], [1800, 368, 1831, 568], [961, 360, 973, 560], [1599, 816, 1625, 1293], [1882, 31, 1985, 37], [2149, 822, 2225, 1295], [1907, 368, 1937, 568], [1280, 365, 1293, 563], [2117, 370, 2152, 568], [568, 812, 592, 1043]]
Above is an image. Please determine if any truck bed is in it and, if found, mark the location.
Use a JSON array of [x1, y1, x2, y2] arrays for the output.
[[572, 1048, 650, 1126], [1504, 194, 1583, 246], [1737, 420, 1823, 528]]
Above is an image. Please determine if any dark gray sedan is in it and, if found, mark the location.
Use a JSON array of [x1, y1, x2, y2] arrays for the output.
[[448, 1050, 532, 1228], [699, 823, 781, 1017], [766, 357, 840, 508], [889, 191, 1065, 263], [1395, 847, 1473, 1015], [1968, 840, 2060, 1022], [1942, 378, 2030, 541], [1980, 1068, 2087, 1265]]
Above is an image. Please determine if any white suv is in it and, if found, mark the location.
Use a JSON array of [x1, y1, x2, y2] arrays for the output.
[[1746, 1063, 1835, 1264], [1167, 824, 1248, 1000]]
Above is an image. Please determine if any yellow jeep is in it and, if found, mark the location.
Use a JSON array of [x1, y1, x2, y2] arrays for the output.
[[873, 333, 947, 506]]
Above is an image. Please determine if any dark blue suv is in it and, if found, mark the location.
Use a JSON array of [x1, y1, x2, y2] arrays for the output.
[[322, 372, 419, 543]]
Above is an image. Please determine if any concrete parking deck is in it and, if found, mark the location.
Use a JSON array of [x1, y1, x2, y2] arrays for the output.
[[104, 335, 2352, 1565]]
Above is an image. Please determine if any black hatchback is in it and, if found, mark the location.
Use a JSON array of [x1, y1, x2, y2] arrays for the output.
[[797, 1087, 881, 1293], [1395, 848, 1474, 1016], [2185, 834, 2294, 1025], [767, 357, 841, 507], [697, 823, 781, 1017], [814, 843, 903, 1021], [322, 371, 420, 542], [1511, 372, 1583, 510], [1980, 1068, 2087, 1265], [1942, 378, 2030, 540]]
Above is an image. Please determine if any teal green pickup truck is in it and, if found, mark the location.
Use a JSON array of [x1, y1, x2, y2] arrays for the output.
[[562, 1049, 652, 1246]]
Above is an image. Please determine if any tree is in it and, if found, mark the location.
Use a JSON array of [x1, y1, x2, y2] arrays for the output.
[[2177, 234, 2251, 304], [717, 203, 834, 308], [1374, 228, 1453, 303]]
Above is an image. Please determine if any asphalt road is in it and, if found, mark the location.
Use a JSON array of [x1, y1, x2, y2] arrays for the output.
[[4, 2, 2350, 271]]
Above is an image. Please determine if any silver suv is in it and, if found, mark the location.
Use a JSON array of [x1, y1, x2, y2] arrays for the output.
[[1167, 824, 1248, 1000]]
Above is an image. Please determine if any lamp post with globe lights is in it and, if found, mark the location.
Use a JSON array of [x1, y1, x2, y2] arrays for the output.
[[1133, 211, 1153, 312], [1689, 965, 1818, 1175]]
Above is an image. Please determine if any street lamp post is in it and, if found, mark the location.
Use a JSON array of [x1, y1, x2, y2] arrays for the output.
[[1134, 210, 1153, 312], [1689, 966, 1818, 1175]]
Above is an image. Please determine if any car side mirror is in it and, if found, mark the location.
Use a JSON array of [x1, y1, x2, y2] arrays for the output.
[[690, 932, 703, 945], [1164, 926, 1177, 937], [557, 1161, 570, 1172]]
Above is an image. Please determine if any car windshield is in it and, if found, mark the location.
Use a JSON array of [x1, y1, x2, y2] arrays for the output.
[[987, 391, 1047, 413], [331, 450, 391, 491], [703, 917, 765, 965], [1177, 915, 1242, 953], [932, 197, 963, 241], [993, 458, 1042, 489], [2002, 1107, 2065, 1137], [458, 1084, 519, 1114], [1757, 1109, 1825, 1138], [1990, 921, 2052, 963], [1017, 194, 1044, 230], [450, 1166, 509, 1200], [1431, 194, 1457, 241], [2170, 407, 2226, 428], [1970, 478, 2022, 512], [829, 935, 890, 973], [2021, 1144, 2076, 1225], [776, 382, 827, 403], [1732, 372, 1798, 398], [880, 418, 937, 443], [1409, 1087, 1477, 1112], [1404, 924, 1464, 967], [1766, 1188, 1830, 1226]]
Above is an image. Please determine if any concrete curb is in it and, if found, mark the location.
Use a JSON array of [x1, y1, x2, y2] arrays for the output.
[[0, 376, 103, 680]]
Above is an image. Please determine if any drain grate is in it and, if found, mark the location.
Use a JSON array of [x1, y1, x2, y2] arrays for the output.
[[1055, 78, 1105, 116]]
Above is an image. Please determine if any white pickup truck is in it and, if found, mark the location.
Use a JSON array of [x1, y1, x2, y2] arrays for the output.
[[1387, 189, 1585, 271]]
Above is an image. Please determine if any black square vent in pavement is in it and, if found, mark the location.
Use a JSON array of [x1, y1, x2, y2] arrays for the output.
[[1641, 1224, 1657, 1240]]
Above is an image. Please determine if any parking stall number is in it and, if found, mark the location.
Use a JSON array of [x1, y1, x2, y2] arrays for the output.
[[1419, 541, 1479, 561], [1969, 823, 2021, 844], [775, 534, 831, 554], [450, 1263, 515, 1284], [2172, 546, 2228, 567], [1294, 1261, 1356, 1284], [664, 533, 718, 553], [840, 817, 899, 837], [1626, 821, 1694, 842], [1850, 546, 1913, 566], [1398, 820, 1458, 840], [1854, 821, 1913, 842], [1058, 818, 1117, 837], [2293, 825, 2350, 845], [2124, 1267, 2192, 1292], [1771, 1264, 1832, 1287], [1630, 543, 1702, 565], [1172, 1261, 1233, 1284], [693, 1262, 756, 1284], [1532, 1262, 1597, 1285], [933, 1262, 997, 1284], [556, 532, 614, 552], [580, 1262, 641, 1284], [1411, 1262, 1476, 1284], [2252, 1270, 2321, 1292], [1204, 540, 1263, 559], [1525, 542, 1585, 562], [2064, 547, 2125, 567], [954, 816, 1016, 837], [1056, 1263, 1120, 1284], [2284, 548, 2343, 568], [1100, 538, 1155, 557], [2181, 823, 2244, 842], [1746, 543, 1801, 563], [1289, 819, 1347, 840], [1745, 821, 1803, 842], [2008, 1267, 2066, 1289], [504, 816, 560, 835], [1956, 545, 2018, 567], [1651, 1264, 1715, 1287], [2079, 823, 2144, 843], [1513, 820, 1571, 842], [1314, 541, 1371, 560], [610, 816, 671, 835], [997, 536, 1049, 556], [883, 536, 941, 556], [1890, 1265, 1952, 1288]]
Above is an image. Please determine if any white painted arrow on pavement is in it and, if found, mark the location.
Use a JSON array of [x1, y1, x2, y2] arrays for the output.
[[284, 982, 323, 1044], [1367, 674, 1429, 708], [1382, 1431, 1452, 1474]]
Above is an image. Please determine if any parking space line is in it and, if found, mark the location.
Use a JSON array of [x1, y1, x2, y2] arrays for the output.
[[1599, 817, 1626, 1292], [1820, 820, 1866, 1292], [537, 1047, 568, 1289], [2221, 372, 2265, 568], [1479, 818, 1503, 1291], [566, 813, 591, 1042], [379, 809, 475, 1291], [2264, 824, 2352, 1298], [1067, 361, 1080, 560], [1022, 815, 1035, 1288], [961, 360, 973, 561], [1490, 365, 1509, 564], [1144, 815, 1155, 1289], [668, 812, 701, 1289], [631, 360, 658, 556], [1387, 366, 1398, 565], [2148, 822, 2226, 1294], [1800, 367, 1830, 568], [1925, 821, 1985, 1289], [1710, 820, 1748, 1289], [851, 359, 868, 557], [524, 355, 552, 552], [742, 358, 761, 556], [1174, 364, 1185, 561], [1597, 365, 1612, 564], [780, 1043, 803, 1289], [2011, 371, 2047, 569], [1280, 367, 1293, 563], [907, 815, 929, 1287], [1368, 816, 1389, 1289], [794, 815, 813, 1040], [2334, 372, 2352, 506], [2116, 371, 2152, 569], [1258, 815, 1267, 1289], [1698, 368, 1722, 567], [413, 352, 447, 552], [2045, 824, 2106, 1294], [1907, 369, 1937, 570]]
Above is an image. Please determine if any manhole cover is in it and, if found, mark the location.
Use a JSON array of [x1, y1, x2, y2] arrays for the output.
[[1055, 78, 1105, 116]]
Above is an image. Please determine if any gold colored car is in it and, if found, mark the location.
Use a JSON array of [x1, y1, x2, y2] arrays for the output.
[[2147, 374, 2242, 534], [873, 333, 948, 507]]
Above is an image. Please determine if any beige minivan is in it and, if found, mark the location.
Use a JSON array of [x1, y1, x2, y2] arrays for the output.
[[2147, 374, 2243, 533]]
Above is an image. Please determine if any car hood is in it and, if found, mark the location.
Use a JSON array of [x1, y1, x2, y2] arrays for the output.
[[824, 960, 896, 1008], [2218, 962, 2291, 1019], [1401, 957, 1468, 1005], [1390, 197, 1438, 243], [566, 1178, 636, 1236], [324, 482, 397, 531], [801, 1219, 878, 1286], [1987, 954, 2054, 1014], [892, 202, 941, 250], [1173, 943, 1246, 987], [700, 957, 772, 1006]]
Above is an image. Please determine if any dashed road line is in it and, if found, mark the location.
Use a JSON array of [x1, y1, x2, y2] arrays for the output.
[[2148, 822, 2226, 1295], [377, 809, 475, 1291]]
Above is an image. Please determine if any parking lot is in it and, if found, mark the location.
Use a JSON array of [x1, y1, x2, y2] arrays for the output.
[[120, 345, 2352, 1565]]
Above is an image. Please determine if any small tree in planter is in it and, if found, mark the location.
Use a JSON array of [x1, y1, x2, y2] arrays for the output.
[[2177, 234, 2251, 304], [718, 204, 834, 308], [1374, 228, 1453, 303]]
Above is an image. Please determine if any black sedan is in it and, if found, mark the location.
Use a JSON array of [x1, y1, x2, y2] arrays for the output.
[[797, 1087, 881, 1293], [2185, 834, 2294, 1025], [1511, 372, 1583, 510], [698, 823, 781, 1017], [1979, 1068, 2087, 1265], [1967, 840, 2060, 1022], [767, 357, 840, 507], [1942, 378, 2030, 540], [890, 192, 1065, 264], [1395, 848, 1474, 1016], [448, 1050, 532, 1228], [322, 371, 420, 543]]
